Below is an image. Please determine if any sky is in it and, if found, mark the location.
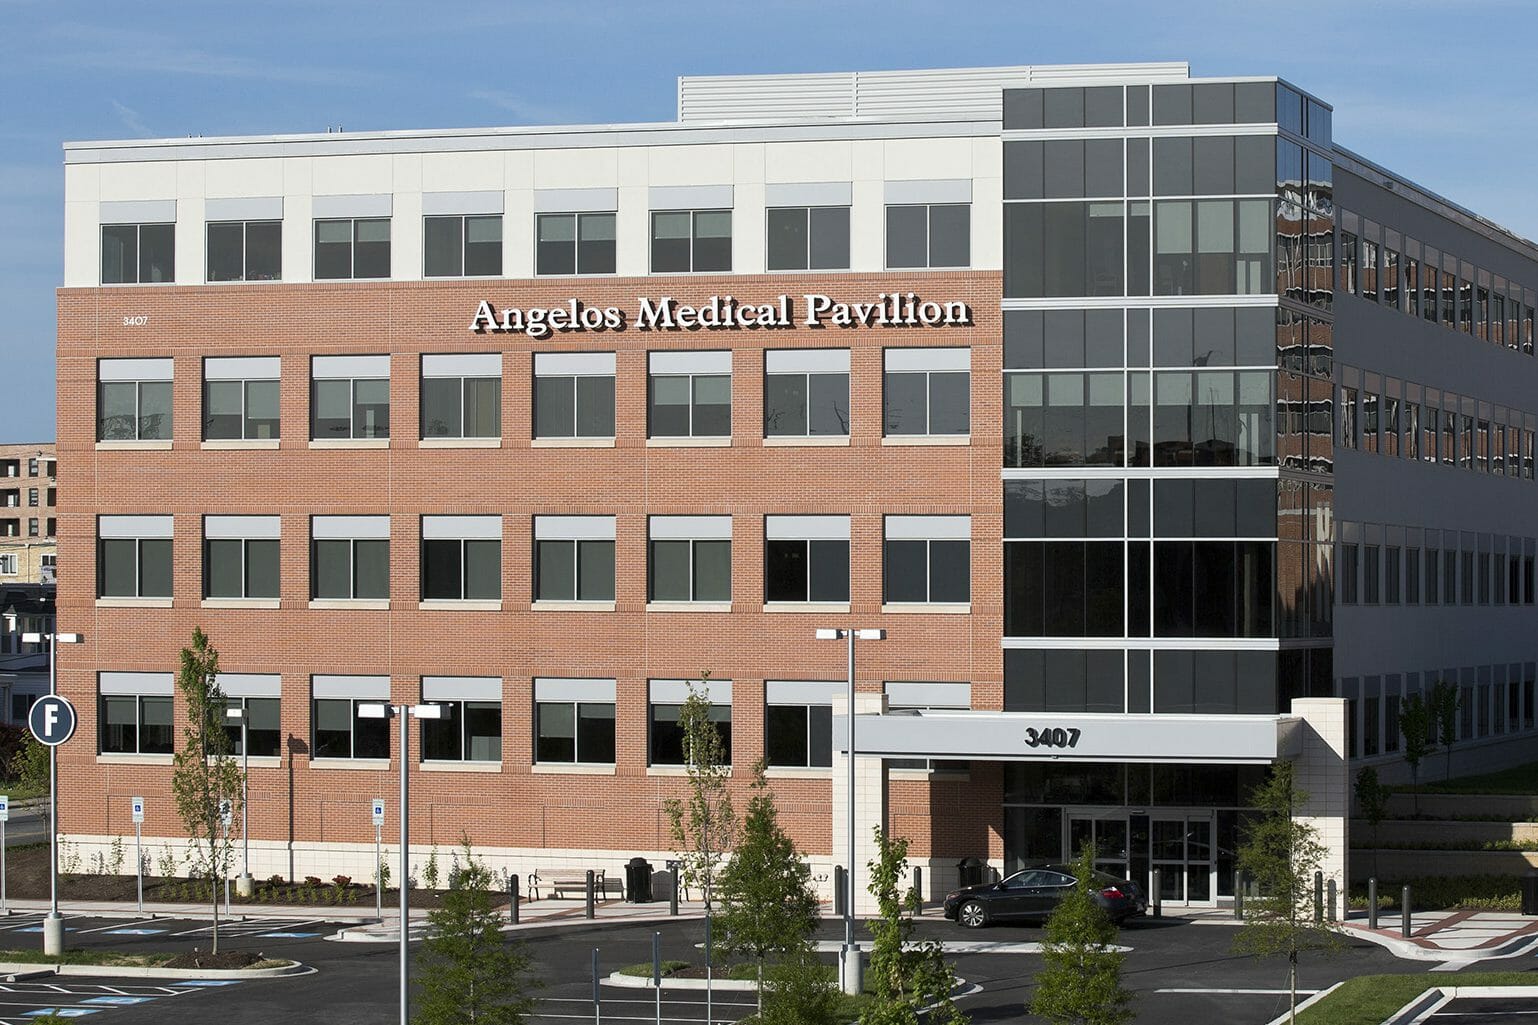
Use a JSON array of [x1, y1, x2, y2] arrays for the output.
[[2, 0, 1536, 442]]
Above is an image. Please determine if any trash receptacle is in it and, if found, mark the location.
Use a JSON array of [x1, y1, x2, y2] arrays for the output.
[[1522, 873, 1538, 916], [956, 857, 985, 889], [627, 857, 654, 903]]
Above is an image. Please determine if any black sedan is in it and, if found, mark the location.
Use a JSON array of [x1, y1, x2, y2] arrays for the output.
[[942, 864, 1146, 928]]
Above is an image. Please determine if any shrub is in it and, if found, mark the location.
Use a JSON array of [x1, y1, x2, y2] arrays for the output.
[[332, 875, 352, 888], [303, 875, 323, 887], [1347, 875, 1524, 911], [266, 873, 285, 886]]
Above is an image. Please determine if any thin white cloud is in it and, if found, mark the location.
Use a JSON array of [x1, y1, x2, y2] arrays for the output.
[[109, 99, 151, 137], [466, 90, 579, 125]]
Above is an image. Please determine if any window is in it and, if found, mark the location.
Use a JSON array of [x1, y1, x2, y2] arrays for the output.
[[534, 678, 616, 764], [26, 489, 36, 507], [1153, 199, 1271, 295], [420, 677, 502, 762], [101, 223, 175, 284], [884, 348, 970, 437], [26, 519, 36, 538], [0, 555, 15, 575], [421, 516, 501, 602], [887, 203, 970, 269], [648, 351, 731, 438], [0, 491, 14, 508], [1339, 543, 1359, 604], [97, 515, 172, 598], [885, 682, 971, 772], [423, 214, 502, 277], [1363, 545, 1380, 604], [311, 355, 389, 440], [1004, 202, 1126, 298], [649, 678, 731, 766], [214, 677, 282, 757], [420, 354, 501, 440], [533, 516, 616, 603], [651, 210, 731, 273], [203, 357, 280, 441], [883, 515, 970, 604], [536, 212, 616, 276], [649, 515, 731, 604], [314, 218, 390, 279], [204, 515, 280, 600], [25, 458, 36, 477], [98, 358, 172, 441], [765, 681, 837, 768], [766, 206, 850, 270], [0, 461, 15, 478], [311, 676, 391, 759], [764, 515, 850, 604], [764, 350, 850, 438], [1006, 372, 1125, 467], [311, 515, 390, 600], [206, 220, 281, 282], [533, 353, 615, 439], [98, 673, 174, 754]]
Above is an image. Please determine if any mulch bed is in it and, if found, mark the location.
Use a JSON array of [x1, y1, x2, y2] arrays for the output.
[[163, 949, 264, 970]]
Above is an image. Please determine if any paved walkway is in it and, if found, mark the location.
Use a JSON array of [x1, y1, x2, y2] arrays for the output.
[[1342, 909, 1538, 962]]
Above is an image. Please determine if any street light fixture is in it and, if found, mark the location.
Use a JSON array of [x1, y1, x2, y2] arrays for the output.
[[22, 628, 82, 957], [224, 705, 254, 897], [359, 701, 443, 1025], [815, 626, 883, 996]]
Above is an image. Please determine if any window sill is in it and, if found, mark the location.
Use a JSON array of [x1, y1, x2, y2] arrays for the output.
[[308, 438, 390, 449], [531, 601, 617, 612], [97, 597, 173, 609], [310, 758, 391, 770], [237, 756, 282, 768], [647, 601, 731, 613], [309, 599, 389, 610], [96, 753, 173, 765], [421, 761, 503, 773], [419, 438, 501, 449], [881, 435, 971, 447], [888, 768, 971, 782], [530, 763, 617, 776], [763, 602, 851, 614], [95, 440, 172, 451], [762, 436, 851, 447], [880, 603, 971, 615], [531, 437, 616, 448], [201, 439, 280, 450], [648, 766, 734, 778], [763, 766, 832, 779], [418, 600, 502, 612], [646, 437, 732, 448], [202, 598, 280, 610]]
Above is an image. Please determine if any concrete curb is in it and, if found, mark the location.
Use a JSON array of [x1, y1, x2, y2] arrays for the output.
[[0, 959, 310, 980], [604, 971, 758, 992], [1341, 923, 1538, 962], [1261, 981, 1341, 1025], [331, 908, 712, 943]]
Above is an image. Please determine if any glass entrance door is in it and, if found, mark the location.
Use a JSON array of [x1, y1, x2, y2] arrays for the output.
[[1150, 813, 1216, 906], [1067, 813, 1130, 881]]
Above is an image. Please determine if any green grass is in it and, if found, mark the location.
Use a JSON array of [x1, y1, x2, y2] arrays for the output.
[[617, 960, 691, 978], [0, 781, 46, 802], [1403, 759, 1538, 795], [1296, 972, 1538, 1025]]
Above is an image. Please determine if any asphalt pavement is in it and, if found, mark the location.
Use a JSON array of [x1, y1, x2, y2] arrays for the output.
[[0, 910, 1513, 1025]]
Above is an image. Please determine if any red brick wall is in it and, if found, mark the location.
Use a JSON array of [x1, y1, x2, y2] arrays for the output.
[[56, 271, 1004, 861]]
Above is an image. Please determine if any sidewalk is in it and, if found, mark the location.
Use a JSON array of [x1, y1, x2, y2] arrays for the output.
[[1341, 910, 1538, 962]]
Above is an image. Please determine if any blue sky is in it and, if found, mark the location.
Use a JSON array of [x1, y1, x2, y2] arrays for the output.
[[2, 0, 1535, 441]]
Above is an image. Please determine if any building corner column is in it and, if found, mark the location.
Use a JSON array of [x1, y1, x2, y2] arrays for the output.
[[1289, 697, 1349, 913]]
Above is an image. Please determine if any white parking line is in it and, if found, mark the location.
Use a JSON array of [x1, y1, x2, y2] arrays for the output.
[[1155, 988, 1321, 995], [75, 918, 164, 934]]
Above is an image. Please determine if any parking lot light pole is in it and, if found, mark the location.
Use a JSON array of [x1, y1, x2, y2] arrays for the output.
[[23, 629, 82, 958], [224, 706, 253, 897], [360, 701, 443, 1025], [815, 627, 883, 996]]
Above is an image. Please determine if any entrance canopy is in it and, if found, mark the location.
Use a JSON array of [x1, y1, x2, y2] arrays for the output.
[[835, 710, 1302, 764]]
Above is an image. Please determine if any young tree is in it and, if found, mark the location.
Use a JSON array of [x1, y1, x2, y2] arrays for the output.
[[1429, 679, 1460, 782], [759, 944, 841, 1025], [1232, 761, 1341, 1025], [169, 627, 243, 955], [1397, 693, 1435, 816], [860, 826, 966, 1025], [716, 762, 820, 1012], [1354, 766, 1392, 882], [663, 672, 738, 948], [415, 841, 538, 1025], [1030, 846, 1134, 1025]]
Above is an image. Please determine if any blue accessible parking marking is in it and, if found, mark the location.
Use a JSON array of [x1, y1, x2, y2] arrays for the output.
[[24, 1010, 100, 1018], [257, 931, 319, 938], [14, 926, 74, 933], [81, 996, 156, 1005], [103, 928, 166, 936], [175, 980, 242, 987]]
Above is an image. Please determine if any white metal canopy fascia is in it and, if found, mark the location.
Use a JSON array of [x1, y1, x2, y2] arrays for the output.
[[834, 710, 1302, 764]]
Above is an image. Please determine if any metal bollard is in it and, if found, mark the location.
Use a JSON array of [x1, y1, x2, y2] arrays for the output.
[[1313, 870, 1323, 924], [914, 867, 924, 916], [1368, 878, 1378, 930], [585, 869, 596, 920], [1327, 879, 1337, 922], [834, 866, 846, 917], [1402, 885, 1412, 938], [509, 873, 520, 925], [669, 862, 679, 916], [1234, 871, 1244, 920], [1152, 868, 1162, 918]]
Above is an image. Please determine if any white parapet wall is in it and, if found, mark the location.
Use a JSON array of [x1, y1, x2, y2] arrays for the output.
[[1291, 697, 1350, 913]]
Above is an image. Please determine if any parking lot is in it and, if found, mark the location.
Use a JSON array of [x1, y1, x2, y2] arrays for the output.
[[0, 979, 244, 1023]]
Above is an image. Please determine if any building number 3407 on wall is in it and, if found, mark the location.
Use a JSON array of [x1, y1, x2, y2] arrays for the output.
[[122, 316, 148, 326], [1023, 727, 1082, 749]]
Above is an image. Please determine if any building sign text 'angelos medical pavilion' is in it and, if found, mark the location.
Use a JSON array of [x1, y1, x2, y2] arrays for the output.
[[470, 293, 972, 339]]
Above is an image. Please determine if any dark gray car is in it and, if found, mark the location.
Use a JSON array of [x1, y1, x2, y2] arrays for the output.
[[942, 864, 1146, 928]]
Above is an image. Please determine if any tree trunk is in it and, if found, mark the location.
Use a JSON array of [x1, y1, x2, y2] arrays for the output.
[[757, 962, 763, 1015], [1289, 948, 1298, 1025]]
